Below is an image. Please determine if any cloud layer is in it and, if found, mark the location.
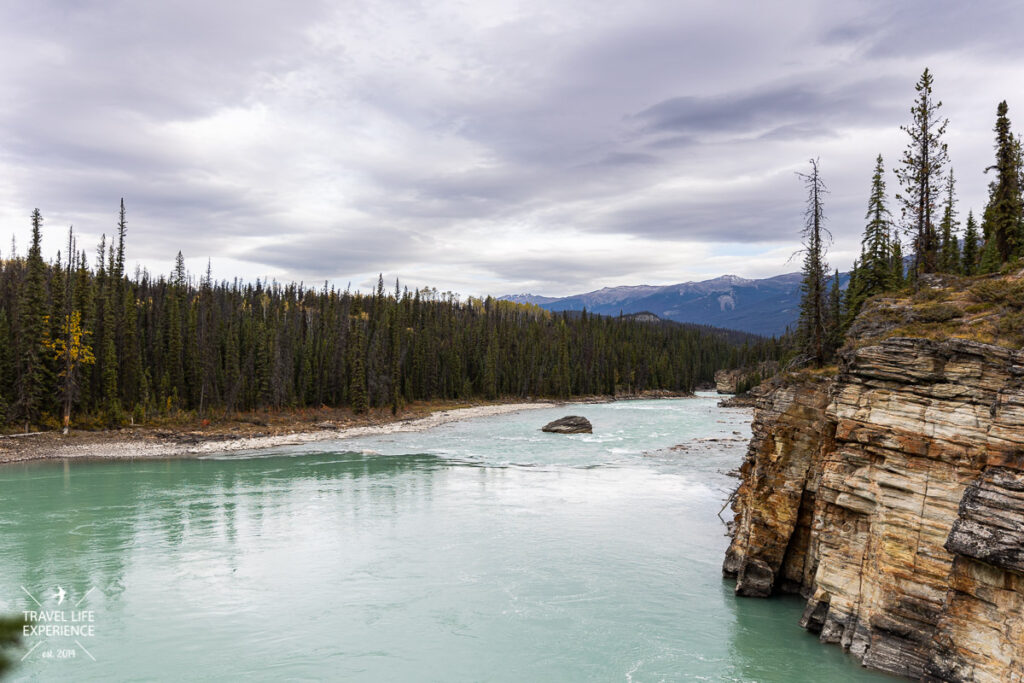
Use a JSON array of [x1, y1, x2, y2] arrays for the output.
[[1, 0, 1022, 295]]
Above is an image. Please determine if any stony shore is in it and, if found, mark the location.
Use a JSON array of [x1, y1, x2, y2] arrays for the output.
[[0, 390, 693, 466], [0, 402, 557, 465]]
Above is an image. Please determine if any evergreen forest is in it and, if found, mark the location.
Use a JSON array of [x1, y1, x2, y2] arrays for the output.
[[0, 208, 777, 432]]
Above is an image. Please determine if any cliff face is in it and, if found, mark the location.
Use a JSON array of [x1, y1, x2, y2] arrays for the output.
[[724, 337, 1024, 681], [722, 374, 834, 597], [715, 368, 744, 394]]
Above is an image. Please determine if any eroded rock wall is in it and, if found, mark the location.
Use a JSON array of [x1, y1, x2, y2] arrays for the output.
[[725, 337, 1024, 681], [723, 375, 833, 598], [715, 369, 744, 394]]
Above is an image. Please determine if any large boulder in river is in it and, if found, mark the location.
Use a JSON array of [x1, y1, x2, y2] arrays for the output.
[[541, 416, 592, 434]]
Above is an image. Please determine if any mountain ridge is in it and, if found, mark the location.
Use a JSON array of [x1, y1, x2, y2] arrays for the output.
[[500, 271, 837, 337]]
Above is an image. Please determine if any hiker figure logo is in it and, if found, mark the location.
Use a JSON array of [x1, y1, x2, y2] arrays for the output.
[[19, 585, 98, 664]]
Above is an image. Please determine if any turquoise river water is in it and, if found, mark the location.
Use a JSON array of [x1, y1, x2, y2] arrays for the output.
[[0, 394, 893, 681]]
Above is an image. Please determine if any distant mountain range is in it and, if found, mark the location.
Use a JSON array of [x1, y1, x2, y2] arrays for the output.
[[502, 272, 849, 337]]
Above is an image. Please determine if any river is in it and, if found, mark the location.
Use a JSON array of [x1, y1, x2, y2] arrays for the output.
[[0, 394, 891, 681]]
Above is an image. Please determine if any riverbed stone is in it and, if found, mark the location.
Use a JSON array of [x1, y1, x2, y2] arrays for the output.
[[541, 416, 592, 434]]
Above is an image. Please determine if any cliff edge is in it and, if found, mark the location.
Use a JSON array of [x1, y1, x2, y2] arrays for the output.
[[723, 275, 1024, 681]]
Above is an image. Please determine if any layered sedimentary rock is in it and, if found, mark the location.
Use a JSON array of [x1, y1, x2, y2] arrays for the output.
[[724, 337, 1024, 681], [715, 368, 745, 394], [722, 374, 834, 597]]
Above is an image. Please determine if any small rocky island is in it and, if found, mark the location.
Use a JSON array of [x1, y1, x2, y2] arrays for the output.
[[541, 416, 593, 434]]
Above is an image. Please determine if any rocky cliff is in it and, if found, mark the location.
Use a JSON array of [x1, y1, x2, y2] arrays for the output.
[[724, 335, 1024, 681], [714, 368, 745, 393]]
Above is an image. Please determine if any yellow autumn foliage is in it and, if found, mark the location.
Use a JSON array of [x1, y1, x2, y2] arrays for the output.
[[43, 311, 96, 377]]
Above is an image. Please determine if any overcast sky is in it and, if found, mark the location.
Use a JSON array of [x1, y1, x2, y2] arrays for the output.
[[1, 1, 1022, 296]]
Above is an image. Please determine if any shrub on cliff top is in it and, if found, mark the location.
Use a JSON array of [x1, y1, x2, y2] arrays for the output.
[[913, 302, 962, 323], [913, 286, 952, 303], [996, 311, 1024, 347], [969, 279, 1024, 307]]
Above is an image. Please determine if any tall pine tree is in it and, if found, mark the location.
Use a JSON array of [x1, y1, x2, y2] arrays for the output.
[[826, 269, 843, 353], [937, 169, 960, 273], [861, 154, 894, 294], [890, 239, 905, 288], [348, 298, 369, 414], [895, 68, 949, 280], [983, 100, 1023, 264], [16, 209, 49, 429], [796, 159, 830, 367], [962, 210, 981, 275], [100, 241, 120, 422]]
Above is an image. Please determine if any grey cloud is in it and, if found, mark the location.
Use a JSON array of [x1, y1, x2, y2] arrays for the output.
[[0, 1, 1018, 297], [1, 1, 333, 258], [644, 135, 698, 150], [237, 226, 433, 278], [758, 124, 839, 142], [592, 152, 662, 167], [637, 87, 820, 135], [832, 1, 1024, 60], [597, 195, 801, 244], [587, 160, 868, 247], [821, 22, 877, 45], [633, 77, 905, 140]]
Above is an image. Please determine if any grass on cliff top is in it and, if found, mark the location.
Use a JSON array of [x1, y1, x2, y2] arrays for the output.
[[850, 267, 1024, 351]]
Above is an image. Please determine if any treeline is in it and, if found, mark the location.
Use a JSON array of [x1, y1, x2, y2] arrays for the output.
[[795, 68, 1024, 366], [0, 208, 777, 431]]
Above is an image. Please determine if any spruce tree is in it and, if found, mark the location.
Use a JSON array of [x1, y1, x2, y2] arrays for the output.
[[796, 159, 830, 367], [114, 199, 127, 281], [112, 200, 127, 399], [962, 210, 981, 275], [983, 100, 1023, 263], [937, 169, 960, 273], [16, 209, 49, 429], [167, 252, 187, 403], [861, 154, 895, 295], [388, 309, 403, 415], [0, 310, 11, 424], [348, 299, 369, 414], [114, 200, 141, 409], [895, 68, 949, 279], [222, 316, 241, 414], [100, 291, 119, 419], [891, 239, 905, 287], [555, 318, 571, 398], [843, 256, 866, 329], [48, 227, 96, 433], [826, 269, 843, 356], [979, 226, 1002, 274], [483, 338, 498, 400]]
